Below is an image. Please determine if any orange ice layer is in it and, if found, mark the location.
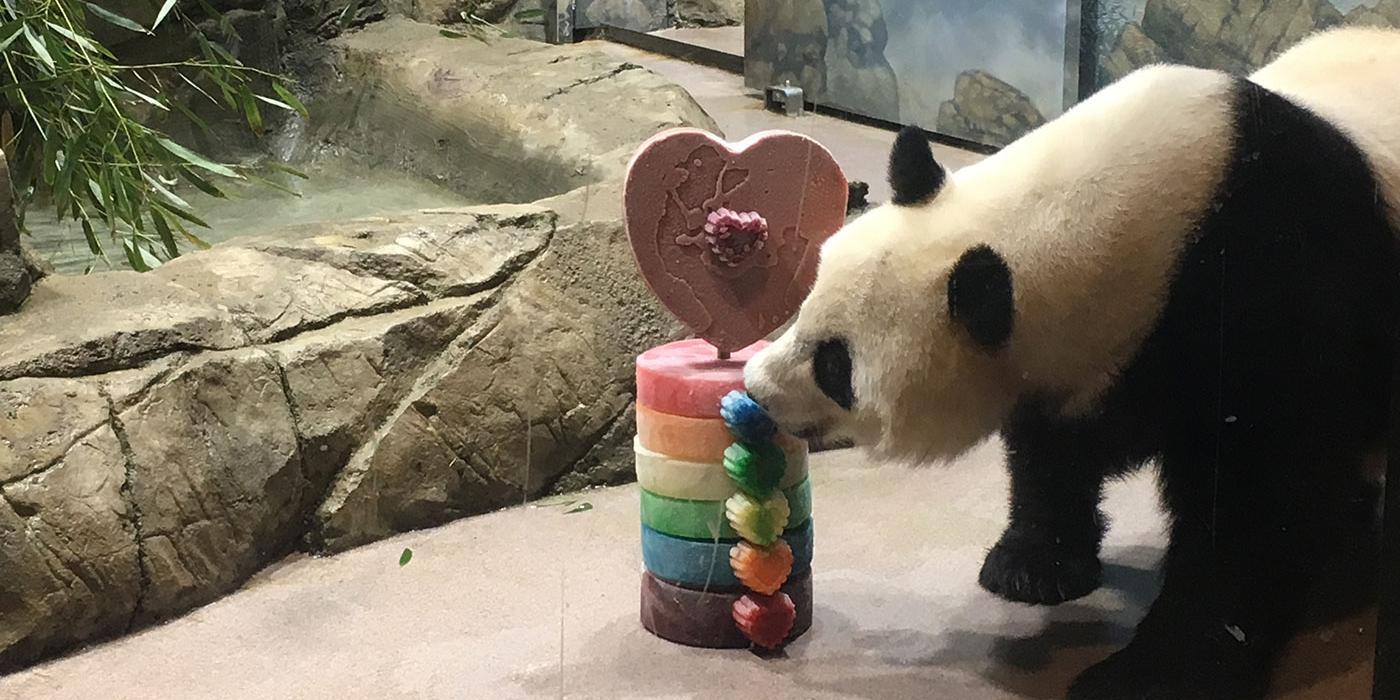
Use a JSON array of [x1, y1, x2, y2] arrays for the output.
[[636, 404, 802, 462]]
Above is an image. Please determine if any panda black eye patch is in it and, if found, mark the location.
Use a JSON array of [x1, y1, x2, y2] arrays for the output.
[[947, 244, 1015, 351], [813, 339, 854, 410]]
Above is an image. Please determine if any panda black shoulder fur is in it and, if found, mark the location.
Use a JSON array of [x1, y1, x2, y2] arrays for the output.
[[746, 27, 1400, 700]]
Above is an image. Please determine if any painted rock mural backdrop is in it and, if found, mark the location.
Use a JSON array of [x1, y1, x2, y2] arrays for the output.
[[747, 0, 1400, 148]]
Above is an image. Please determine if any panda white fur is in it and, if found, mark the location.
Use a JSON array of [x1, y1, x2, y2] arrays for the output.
[[745, 27, 1400, 700]]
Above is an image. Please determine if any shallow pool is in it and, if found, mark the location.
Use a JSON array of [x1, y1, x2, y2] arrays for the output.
[[24, 159, 475, 275]]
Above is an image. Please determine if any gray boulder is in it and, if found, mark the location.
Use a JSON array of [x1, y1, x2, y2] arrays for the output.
[[822, 0, 899, 122], [0, 377, 140, 665], [0, 153, 33, 316], [1346, 0, 1400, 27], [313, 216, 678, 550], [1139, 0, 1342, 73], [311, 19, 718, 203], [115, 349, 306, 621], [677, 0, 742, 27], [1101, 22, 1168, 84], [936, 70, 1047, 147], [744, 0, 829, 99], [0, 204, 682, 670], [0, 272, 249, 381]]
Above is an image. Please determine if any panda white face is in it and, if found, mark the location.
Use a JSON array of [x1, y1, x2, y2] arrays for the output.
[[745, 206, 1018, 462], [745, 128, 1022, 462]]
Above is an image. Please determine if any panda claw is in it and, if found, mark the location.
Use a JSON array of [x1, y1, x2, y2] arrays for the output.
[[978, 528, 1103, 606]]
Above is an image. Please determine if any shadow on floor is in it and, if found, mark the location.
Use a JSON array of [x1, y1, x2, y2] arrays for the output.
[[514, 535, 1376, 700]]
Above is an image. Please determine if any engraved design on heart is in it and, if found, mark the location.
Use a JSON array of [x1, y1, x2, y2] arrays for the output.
[[624, 129, 848, 353]]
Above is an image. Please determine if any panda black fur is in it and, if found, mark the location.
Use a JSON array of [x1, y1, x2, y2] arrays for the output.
[[746, 28, 1400, 700]]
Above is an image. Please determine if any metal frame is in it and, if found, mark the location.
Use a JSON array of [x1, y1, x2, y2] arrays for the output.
[[1061, 0, 1086, 111], [544, 0, 576, 43], [580, 24, 743, 74]]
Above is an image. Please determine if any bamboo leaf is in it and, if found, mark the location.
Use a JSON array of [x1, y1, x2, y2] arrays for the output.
[[254, 94, 293, 112], [143, 172, 191, 210], [154, 136, 239, 178], [54, 137, 84, 218], [139, 244, 163, 268], [123, 238, 149, 271], [0, 3, 311, 271], [239, 91, 263, 133], [0, 20, 24, 52], [95, 173, 117, 229], [170, 218, 210, 249], [169, 92, 213, 133], [271, 83, 309, 119], [206, 40, 238, 65], [103, 74, 167, 110], [179, 168, 227, 199], [121, 84, 167, 110], [81, 218, 101, 255], [193, 32, 218, 62], [338, 0, 362, 28], [267, 161, 309, 179], [45, 21, 106, 54], [151, 0, 177, 31], [22, 25, 55, 72], [246, 173, 302, 197], [149, 208, 178, 257], [86, 179, 110, 222], [194, 0, 224, 23], [40, 132, 59, 187], [84, 3, 149, 34], [153, 198, 211, 229]]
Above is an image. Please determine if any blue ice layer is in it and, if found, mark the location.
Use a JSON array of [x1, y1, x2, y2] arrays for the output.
[[640, 519, 814, 591]]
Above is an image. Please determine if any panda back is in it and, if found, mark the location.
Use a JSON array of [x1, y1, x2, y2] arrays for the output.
[[969, 54, 1400, 408], [1253, 27, 1400, 231], [960, 65, 1238, 400]]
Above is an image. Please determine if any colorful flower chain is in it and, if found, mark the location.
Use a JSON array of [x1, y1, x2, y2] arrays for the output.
[[720, 390, 797, 649]]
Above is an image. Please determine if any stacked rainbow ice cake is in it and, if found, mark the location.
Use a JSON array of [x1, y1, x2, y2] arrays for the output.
[[635, 339, 814, 649]]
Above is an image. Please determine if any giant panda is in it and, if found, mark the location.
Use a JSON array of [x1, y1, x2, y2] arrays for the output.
[[744, 27, 1400, 700]]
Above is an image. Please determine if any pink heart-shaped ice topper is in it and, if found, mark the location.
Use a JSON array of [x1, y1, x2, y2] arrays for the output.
[[624, 129, 848, 353]]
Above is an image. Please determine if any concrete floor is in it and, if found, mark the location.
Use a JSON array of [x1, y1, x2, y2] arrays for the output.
[[0, 444, 1375, 699]]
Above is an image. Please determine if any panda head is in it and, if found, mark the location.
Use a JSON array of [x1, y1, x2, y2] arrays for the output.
[[745, 127, 1021, 462]]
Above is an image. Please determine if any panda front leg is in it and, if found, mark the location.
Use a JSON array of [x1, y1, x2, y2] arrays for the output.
[[979, 400, 1143, 606], [1066, 447, 1335, 700]]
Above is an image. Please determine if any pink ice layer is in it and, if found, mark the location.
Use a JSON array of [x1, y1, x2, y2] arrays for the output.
[[636, 339, 768, 418]]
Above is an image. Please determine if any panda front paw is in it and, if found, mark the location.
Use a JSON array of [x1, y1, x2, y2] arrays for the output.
[[978, 527, 1101, 605], [1066, 643, 1258, 700]]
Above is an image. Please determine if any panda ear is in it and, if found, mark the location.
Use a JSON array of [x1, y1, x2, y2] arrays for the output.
[[889, 125, 946, 206], [947, 245, 1014, 351]]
